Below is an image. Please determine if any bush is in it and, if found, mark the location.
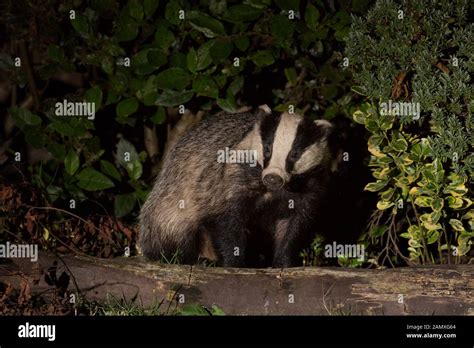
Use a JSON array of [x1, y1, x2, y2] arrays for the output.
[[345, 0, 473, 264]]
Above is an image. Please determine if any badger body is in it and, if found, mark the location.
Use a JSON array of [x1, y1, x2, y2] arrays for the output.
[[139, 111, 333, 267]]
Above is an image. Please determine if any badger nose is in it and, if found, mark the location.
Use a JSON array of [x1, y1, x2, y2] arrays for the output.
[[263, 174, 284, 190]]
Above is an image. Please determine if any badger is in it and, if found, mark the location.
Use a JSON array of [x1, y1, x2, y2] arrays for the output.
[[139, 110, 334, 268]]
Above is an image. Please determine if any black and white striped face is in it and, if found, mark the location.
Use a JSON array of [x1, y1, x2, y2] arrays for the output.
[[257, 112, 332, 191]]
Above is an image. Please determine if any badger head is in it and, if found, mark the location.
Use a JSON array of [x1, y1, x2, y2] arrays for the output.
[[255, 112, 333, 191]]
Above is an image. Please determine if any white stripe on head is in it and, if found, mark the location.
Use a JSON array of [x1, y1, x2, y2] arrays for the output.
[[263, 112, 302, 181], [293, 119, 332, 174]]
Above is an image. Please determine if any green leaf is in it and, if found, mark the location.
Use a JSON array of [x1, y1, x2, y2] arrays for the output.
[[305, 4, 319, 31], [144, 0, 159, 18], [49, 121, 78, 137], [187, 48, 198, 73], [47, 45, 65, 62], [449, 219, 465, 232], [165, 0, 182, 25], [223, 5, 262, 23], [100, 160, 122, 181], [414, 196, 433, 208], [271, 15, 294, 40], [155, 90, 194, 107], [188, 11, 226, 38], [10, 107, 42, 127], [196, 41, 214, 71], [391, 138, 408, 152], [115, 137, 143, 180], [128, 0, 144, 21], [234, 36, 250, 51], [210, 40, 233, 63], [85, 86, 103, 111], [217, 97, 237, 113], [352, 110, 367, 125], [376, 200, 394, 210], [193, 75, 219, 98], [177, 304, 211, 316], [228, 76, 244, 95], [76, 168, 115, 191], [64, 151, 80, 176], [364, 180, 389, 192], [274, 0, 299, 11], [71, 14, 90, 38], [284, 67, 297, 85], [154, 24, 175, 49], [133, 48, 167, 75], [115, 20, 139, 42], [151, 107, 166, 124], [351, 85, 366, 96], [115, 193, 137, 218], [116, 98, 139, 118], [210, 305, 225, 316], [156, 68, 190, 90], [251, 50, 274, 67], [46, 186, 61, 203], [430, 197, 444, 212]]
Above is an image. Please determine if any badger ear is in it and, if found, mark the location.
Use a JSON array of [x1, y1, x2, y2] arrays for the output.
[[313, 119, 333, 140], [258, 104, 272, 114]]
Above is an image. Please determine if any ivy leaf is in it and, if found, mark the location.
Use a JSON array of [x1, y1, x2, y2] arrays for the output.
[[64, 151, 80, 176], [76, 168, 115, 191]]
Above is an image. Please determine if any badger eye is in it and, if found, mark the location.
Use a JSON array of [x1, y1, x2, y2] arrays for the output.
[[263, 144, 272, 157], [288, 151, 299, 161]]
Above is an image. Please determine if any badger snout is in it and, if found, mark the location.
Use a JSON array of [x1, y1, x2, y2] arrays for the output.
[[263, 173, 285, 190], [262, 167, 289, 190]]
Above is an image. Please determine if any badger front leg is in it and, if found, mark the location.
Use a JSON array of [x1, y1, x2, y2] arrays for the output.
[[208, 208, 248, 267], [272, 215, 312, 268]]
